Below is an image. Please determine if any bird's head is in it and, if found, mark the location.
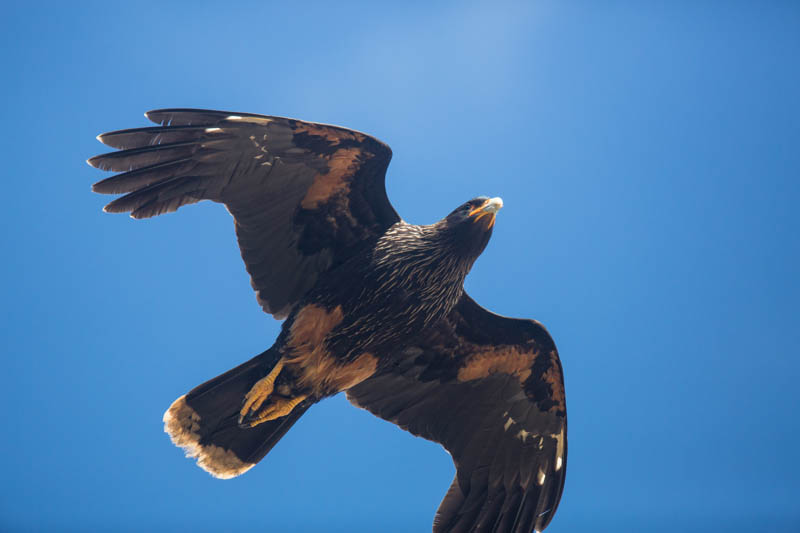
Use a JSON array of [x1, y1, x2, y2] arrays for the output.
[[438, 196, 503, 259]]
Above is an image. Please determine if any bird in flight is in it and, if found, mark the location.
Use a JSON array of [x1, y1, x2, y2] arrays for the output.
[[89, 109, 567, 533]]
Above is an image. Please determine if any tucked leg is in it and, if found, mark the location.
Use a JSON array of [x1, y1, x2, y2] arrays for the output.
[[239, 359, 284, 424], [240, 394, 309, 427]]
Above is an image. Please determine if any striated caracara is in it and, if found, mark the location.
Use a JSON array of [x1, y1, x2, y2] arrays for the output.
[[89, 109, 567, 533]]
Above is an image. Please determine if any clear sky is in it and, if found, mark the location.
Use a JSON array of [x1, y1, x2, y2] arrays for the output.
[[2, 2, 798, 531]]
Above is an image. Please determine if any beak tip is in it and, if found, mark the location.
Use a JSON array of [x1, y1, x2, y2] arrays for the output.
[[484, 197, 503, 213]]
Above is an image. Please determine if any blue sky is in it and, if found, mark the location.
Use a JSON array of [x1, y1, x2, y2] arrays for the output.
[[2, 2, 799, 531]]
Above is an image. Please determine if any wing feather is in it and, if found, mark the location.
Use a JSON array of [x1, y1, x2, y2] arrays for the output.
[[90, 109, 399, 318], [97, 124, 225, 150], [347, 293, 567, 532]]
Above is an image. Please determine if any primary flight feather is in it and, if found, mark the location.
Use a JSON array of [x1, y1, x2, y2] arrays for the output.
[[90, 109, 567, 533]]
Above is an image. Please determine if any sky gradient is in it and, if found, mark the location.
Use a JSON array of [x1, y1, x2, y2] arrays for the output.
[[2, 2, 799, 531]]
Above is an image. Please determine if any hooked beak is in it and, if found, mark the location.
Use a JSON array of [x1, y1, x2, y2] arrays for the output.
[[468, 197, 504, 228]]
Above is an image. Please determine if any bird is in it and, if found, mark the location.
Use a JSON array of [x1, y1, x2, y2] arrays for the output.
[[89, 109, 567, 533]]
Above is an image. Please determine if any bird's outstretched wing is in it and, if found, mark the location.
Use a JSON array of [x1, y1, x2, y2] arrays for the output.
[[347, 293, 567, 533], [90, 109, 398, 318]]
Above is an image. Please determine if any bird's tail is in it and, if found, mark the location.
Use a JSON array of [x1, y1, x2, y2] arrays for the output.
[[163, 346, 312, 479]]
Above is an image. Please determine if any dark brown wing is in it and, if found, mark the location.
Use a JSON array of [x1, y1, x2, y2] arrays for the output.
[[89, 109, 398, 318], [347, 293, 567, 533]]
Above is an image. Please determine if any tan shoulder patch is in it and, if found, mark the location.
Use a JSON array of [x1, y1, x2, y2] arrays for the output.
[[294, 123, 365, 144], [301, 147, 363, 209], [457, 345, 539, 384]]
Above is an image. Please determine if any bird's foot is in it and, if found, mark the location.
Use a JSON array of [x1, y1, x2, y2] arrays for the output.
[[239, 359, 284, 424], [240, 394, 308, 428]]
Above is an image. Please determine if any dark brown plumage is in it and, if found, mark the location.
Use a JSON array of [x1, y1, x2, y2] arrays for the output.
[[90, 109, 567, 533]]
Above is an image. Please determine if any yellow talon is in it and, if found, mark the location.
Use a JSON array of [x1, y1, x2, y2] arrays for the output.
[[240, 359, 285, 421], [245, 394, 308, 427]]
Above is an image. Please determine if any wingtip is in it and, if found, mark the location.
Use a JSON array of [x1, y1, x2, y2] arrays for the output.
[[97, 203, 140, 219], [144, 109, 165, 124], [101, 200, 125, 215]]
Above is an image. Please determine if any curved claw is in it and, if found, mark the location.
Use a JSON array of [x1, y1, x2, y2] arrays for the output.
[[241, 394, 308, 428], [239, 359, 285, 424]]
